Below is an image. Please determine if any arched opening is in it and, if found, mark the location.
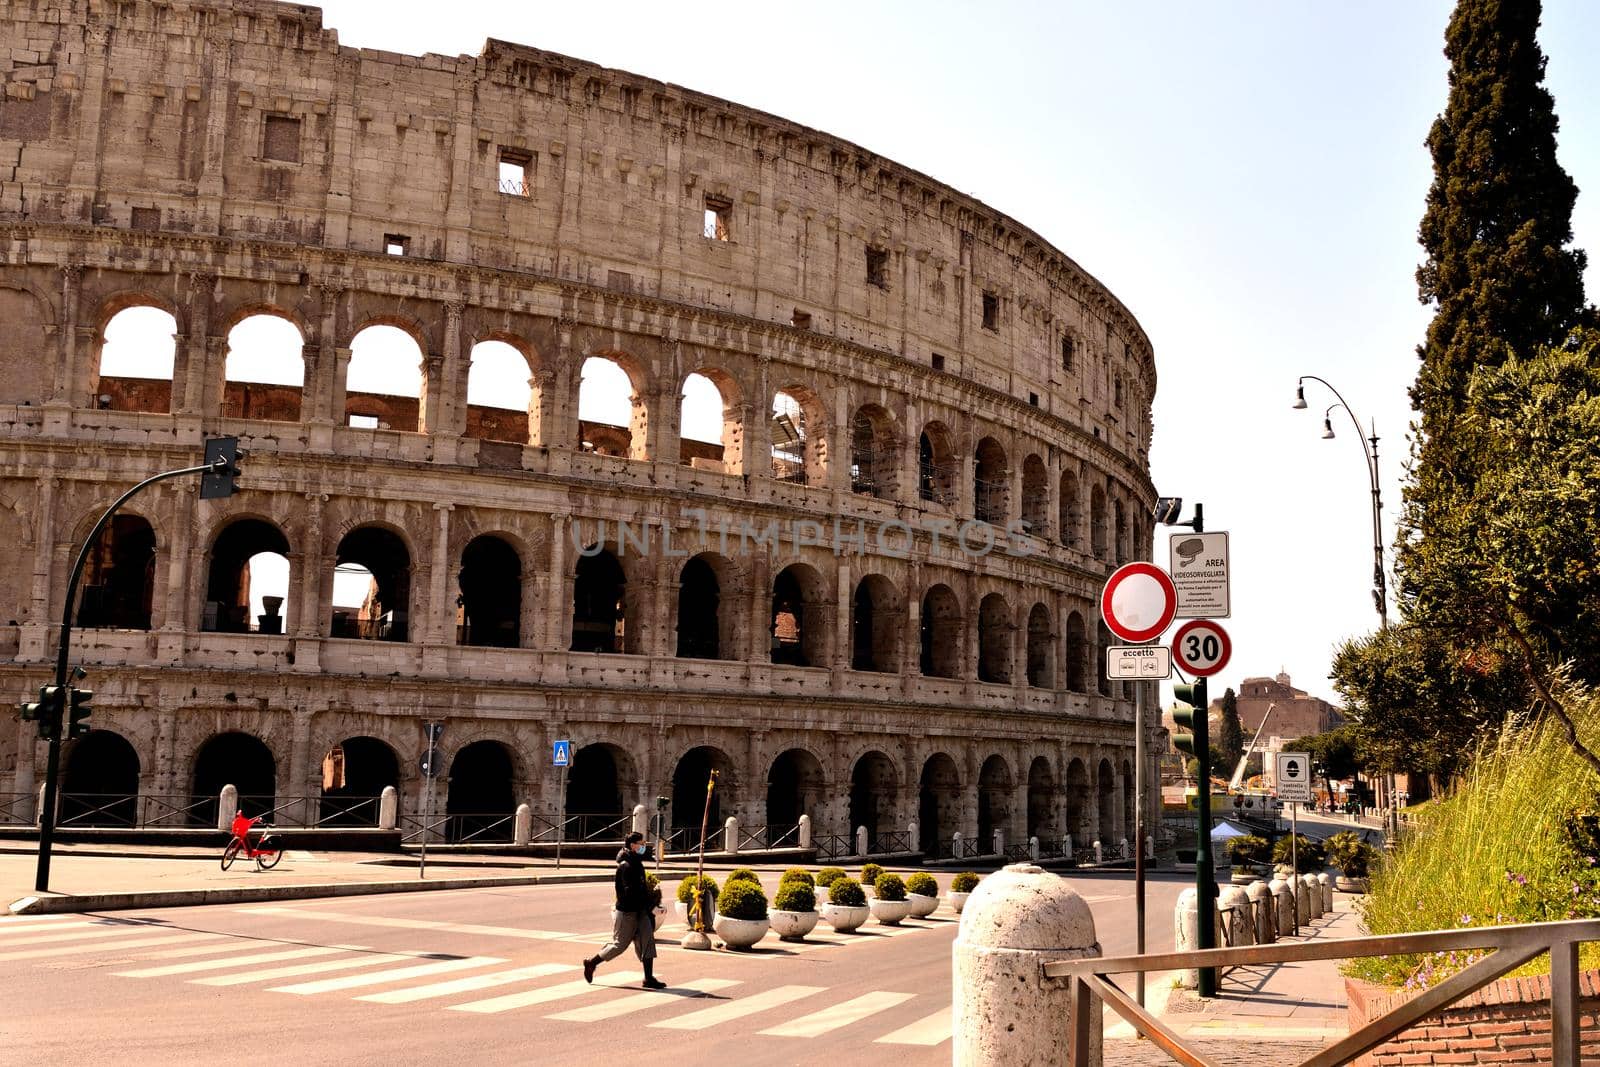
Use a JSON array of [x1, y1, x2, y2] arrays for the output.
[[77, 514, 156, 631], [679, 371, 741, 474], [202, 518, 291, 634], [977, 755, 1013, 852], [1021, 454, 1049, 536], [60, 730, 140, 826], [977, 592, 1012, 684], [766, 748, 824, 845], [676, 554, 723, 660], [850, 404, 897, 499], [331, 527, 411, 642], [1065, 611, 1088, 692], [1090, 485, 1108, 558], [1114, 499, 1128, 564], [223, 313, 304, 421], [1066, 758, 1091, 844], [920, 584, 962, 678], [578, 355, 646, 459], [973, 436, 1008, 524], [457, 535, 521, 648], [850, 574, 900, 673], [465, 339, 533, 444], [191, 731, 275, 825], [918, 422, 956, 505], [771, 388, 825, 485], [571, 548, 627, 653], [445, 740, 516, 842], [918, 753, 961, 857], [97, 306, 176, 413], [346, 324, 423, 431], [1027, 756, 1055, 843], [1026, 602, 1053, 688], [566, 743, 630, 839], [671, 746, 736, 845], [1097, 621, 1114, 697], [1059, 470, 1081, 548], [849, 750, 897, 845], [1097, 758, 1117, 843], [770, 563, 827, 668], [319, 736, 399, 826]]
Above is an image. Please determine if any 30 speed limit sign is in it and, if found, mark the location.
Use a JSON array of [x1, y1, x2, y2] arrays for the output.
[[1171, 619, 1231, 676]]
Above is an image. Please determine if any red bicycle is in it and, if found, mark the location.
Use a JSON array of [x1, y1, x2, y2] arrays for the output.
[[221, 812, 283, 871]]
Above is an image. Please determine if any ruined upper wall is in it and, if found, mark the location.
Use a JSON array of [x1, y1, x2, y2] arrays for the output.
[[0, 0, 1154, 443]]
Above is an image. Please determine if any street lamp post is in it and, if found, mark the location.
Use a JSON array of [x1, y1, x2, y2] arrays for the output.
[[1293, 377, 1388, 629]]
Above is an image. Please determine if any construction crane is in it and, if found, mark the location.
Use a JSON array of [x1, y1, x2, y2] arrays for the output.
[[1229, 701, 1277, 793]]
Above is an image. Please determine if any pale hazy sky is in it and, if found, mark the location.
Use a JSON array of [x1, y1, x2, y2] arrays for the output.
[[114, 2, 1600, 703]]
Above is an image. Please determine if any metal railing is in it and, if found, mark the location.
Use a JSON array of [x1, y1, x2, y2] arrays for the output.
[[918, 460, 956, 504], [497, 178, 530, 197], [812, 833, 854, 861], [663, 825, 725, 854], [974, 478, 1008, 524], [140, 793, 213, 828], [870, 830, 911, 855], [57, 793, 139, 827], [398, 811, 516, 846], [0, 792, 33, 825], [1045, 918, 1600, 1067]]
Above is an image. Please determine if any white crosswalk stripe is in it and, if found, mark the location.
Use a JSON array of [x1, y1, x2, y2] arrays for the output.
[[758, 991, 917, 1037], [0, 922, 165, 948], [649, 984, 826, 1030], [449, 970, 644, 1014], [190, 951, 414, 986], [116, 945, 346, 977], [0, 932, 223, 963], [0, 914, 78, 932], [358, 962, 574, 1004], [239, 906, 568, 940], [269, 955, 504, 995], [544, 977, 740, 1022], [874, 1007, 953, 1046]]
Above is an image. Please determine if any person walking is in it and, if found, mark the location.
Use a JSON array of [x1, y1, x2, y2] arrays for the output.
[[583, 830, 665, 989]]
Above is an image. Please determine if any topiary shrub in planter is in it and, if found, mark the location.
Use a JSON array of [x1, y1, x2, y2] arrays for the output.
[[870, 873, 912, 925], [1325, 831, 1377, 892], [905, 872, 940, 918], [713, 878, 769, 950], [779, 868, 814, 887], [861, 863, 885, 890], [948, 871, 980, 914], [816, 867, 846, 888], [1227, 835, 1271, 883], [645, 872, 664, 912], [771, 879, 819, 942], [675, 874, 719, 928], [874, 873, 907, 900], [821, 876, 869, 934], [1272, 834, 1326, 874], [725, 867, 760, 886]]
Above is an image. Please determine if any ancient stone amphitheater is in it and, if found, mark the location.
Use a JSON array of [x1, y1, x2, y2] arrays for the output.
[[0, 0, 1159, 860]]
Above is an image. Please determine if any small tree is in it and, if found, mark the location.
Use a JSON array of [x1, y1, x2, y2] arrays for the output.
[[1216, 688, 1245, 776]]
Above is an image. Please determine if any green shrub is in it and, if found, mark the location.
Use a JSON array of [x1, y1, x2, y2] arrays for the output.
[[779, 867, 814, 887], [717, 878, 768, 921], [774, 880, 816, 912], [724, 868, 760, 890], [1271, 834, 1325, 873], [951, 872, 981, 894], [1226, 834, 1270, 866], [905, 872, 938, 897], [1325, 832, 1377, 878], [861, 863, 885, 887], [645, 872, 663, 909], [676, 874, 720, 904], [874, 873, 907, 901], [828, 876, 867, 907], [816, 866, 846, 887]]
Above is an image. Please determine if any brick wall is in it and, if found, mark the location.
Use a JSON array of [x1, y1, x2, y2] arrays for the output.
[[1345, 971, 1600, 1064]]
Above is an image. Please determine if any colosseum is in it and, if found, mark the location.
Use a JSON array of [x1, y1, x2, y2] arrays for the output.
[[0, 0, 1160, 861]]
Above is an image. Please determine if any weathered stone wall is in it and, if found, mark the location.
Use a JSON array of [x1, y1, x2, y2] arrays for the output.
[[0, 0, 1163, 847]]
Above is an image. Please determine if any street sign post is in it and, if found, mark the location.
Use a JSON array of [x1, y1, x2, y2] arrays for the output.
[[1106, 645, 1172, 680], [553, 739, 571, 868], [552, 740, 571, 767], [418, 722, 444, 880], [1171, 619, 1232, 677], [1100, 562, 1178, 644], [1168, 531, 1230, 618]]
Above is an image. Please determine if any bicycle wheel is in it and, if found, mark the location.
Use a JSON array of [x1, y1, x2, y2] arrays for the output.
[[221, 839, 241, 871], [256, 842, 283, 870]]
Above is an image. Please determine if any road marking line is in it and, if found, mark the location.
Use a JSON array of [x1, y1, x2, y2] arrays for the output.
[[116, 945, 344, 977], [0, 914, 73, 927], [239, 906, 568, 940], [0, 932, 222, 963], [449, 971, 645, 1014], [359, 963, 576, 1004], [270, 955, 504, 995], [190, 952, 413, 986], [545, 978, 740, 1022], [650, 984, 827, 1030], [0, 922, 168, 947], [759, 991, 917, 1037], [874, 1007, 953, 1046]]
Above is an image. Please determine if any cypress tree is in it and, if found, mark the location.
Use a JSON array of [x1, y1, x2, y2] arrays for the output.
[[1217, 688, 1245, 778]]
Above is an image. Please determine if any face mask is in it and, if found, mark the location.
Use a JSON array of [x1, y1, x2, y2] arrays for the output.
[[634, 844, 647, 855]]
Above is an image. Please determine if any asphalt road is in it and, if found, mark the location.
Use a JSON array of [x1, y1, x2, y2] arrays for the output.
[[5, 868, 1193, 1066]]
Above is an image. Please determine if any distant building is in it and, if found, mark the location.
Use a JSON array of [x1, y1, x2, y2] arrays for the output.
[[1213, 672, 1344, 743]]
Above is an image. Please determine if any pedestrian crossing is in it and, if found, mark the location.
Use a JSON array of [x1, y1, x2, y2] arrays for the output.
[[0, 911, 953, 1046]]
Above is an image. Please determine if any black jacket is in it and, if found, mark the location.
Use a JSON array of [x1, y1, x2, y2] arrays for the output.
[[613, 847, 650, 912]]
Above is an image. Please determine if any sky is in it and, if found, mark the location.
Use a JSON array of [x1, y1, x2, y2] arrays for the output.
[[105, 1, 1600, 702]]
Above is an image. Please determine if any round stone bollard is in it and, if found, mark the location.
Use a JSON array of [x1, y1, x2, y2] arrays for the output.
[[1218, 885, 1253, 947], [954, 863, 1102, 1066], [513, 803, 532, 846], [1270, 878, 1295, 937], [1294, 874, 1314, 923], [217, 784, 239, 831], [378, 786, 398, 830], [1317, 872, 1333, 913], [1174, 888, 1204, 989], [1302, 874, 1324, 919], [798, 813, 812, 849], [1247, 880, 1275, 944]]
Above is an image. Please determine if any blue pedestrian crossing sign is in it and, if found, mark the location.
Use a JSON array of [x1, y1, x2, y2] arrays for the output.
[[552, 740, 571, 767]]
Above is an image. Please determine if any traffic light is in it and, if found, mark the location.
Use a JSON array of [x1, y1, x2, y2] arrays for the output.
[[199, 436, 244, 500], [67, 687, 93, 738], [1171, 681, 1206, 758]]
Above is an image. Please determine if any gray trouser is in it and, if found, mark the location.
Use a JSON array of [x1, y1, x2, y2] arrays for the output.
[[595, 909, 656, 963]]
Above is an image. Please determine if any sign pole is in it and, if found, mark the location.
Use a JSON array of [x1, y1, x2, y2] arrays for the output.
[[1134, 679, 1147, 1009], [419, 740, 432, 881], [556, 762, 566, 871], [1290, 801, 1299, 936]]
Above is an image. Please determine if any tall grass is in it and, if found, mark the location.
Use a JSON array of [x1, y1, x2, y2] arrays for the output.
[[1349, 686, 1600, 987]]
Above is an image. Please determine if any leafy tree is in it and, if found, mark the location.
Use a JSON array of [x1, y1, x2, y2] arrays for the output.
[[1216, 688, 1245, 778]]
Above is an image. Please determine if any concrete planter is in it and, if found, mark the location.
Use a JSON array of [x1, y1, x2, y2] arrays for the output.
[[948, 891, 971, 914], [769, 909, 820, 941], [870, 898, 913, 925], [821, 902, 869, 933], [713, 914, 769, 950], [1336, 875, 1369, 894], [907, 892, 939, 918]]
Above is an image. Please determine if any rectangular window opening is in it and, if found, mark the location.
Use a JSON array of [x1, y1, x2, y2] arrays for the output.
[[704, 195, 732, 241], [348, 414, 379, 429], [866, 247, 889, 289], [384, 234, 409, 256], [1061, 336, 1075, 372], [130, 207, 160, 231], [1029, 392, 1039, 407], [263, 114, 301, 163], [931, 352, 946, 372], [792, 309, 812, 330], [981, 292, 998, 331], [498, 149, 532, 196]]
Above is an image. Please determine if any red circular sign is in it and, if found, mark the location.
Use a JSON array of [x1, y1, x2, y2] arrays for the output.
[[1100, 562, 1178, 644], [1171, 619, 1232, 676]]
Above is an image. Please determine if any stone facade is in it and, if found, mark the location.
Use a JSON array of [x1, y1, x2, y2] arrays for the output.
[[0, 0, 1161, 854], [1220, 673, 1344, 745]]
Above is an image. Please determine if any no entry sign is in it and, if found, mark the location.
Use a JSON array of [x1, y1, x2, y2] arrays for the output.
[[1100, 562, 1178, 644], [1171, 619, 1232, 676]]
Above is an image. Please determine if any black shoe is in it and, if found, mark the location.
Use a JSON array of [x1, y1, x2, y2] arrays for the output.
[[642, 976, 667, 990], [583, 957, 597, 984]]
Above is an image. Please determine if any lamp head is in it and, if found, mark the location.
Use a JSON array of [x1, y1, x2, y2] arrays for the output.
[[1322, 416, 1336, 440], [1292, 383, 1308, 410]]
